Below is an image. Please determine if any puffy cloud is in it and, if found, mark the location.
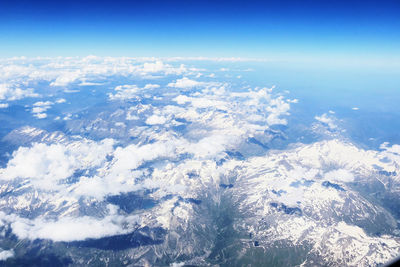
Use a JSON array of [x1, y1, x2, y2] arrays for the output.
[[0, 103, 9, 108], [55, 98, 66, 104], [0, 83, 39, 101], [0, 207, 139, 242], [0, 63, 296, 248], [379, 142, 400, 163], [0, 57, 297, 252], [0, 56, 399, 267], [265, 96, 290, 125], [168, 77, 204, 89], [0, 143, 75, 184], [0, 249, 14, 261], [140, 60, 184, 74], [0, 57, 190, 98], [380, 142, 400, 154], [34, 113, 47, 119], [287, 98, 298, 103], [188, 134, 240, 158], [108, 85, 141, 100], [146, 114, 167, 125], [30, 99, 67, 119], [0, 139, 115, 191], [33, 101, 53, 106], [174, 94, 227, 110], [50, 71, 82, 87], [173, 95, 191, 105], [315, 113, 337, 130], [143, 83, 160, 89], [108, 84, 161, 100], [31, 101, 53, 119], [110, 141, 176, 173]]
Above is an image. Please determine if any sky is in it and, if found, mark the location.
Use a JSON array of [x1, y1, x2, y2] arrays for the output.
[[0, 0, 400, 67]]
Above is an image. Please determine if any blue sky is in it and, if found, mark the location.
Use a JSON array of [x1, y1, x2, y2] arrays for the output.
[[0, 0, 399, 67]]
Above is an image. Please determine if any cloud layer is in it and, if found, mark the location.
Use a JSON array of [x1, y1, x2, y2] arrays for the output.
[[0, 56, 399, 266]]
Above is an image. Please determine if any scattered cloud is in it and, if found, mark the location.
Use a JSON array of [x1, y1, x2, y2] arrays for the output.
[[315, 113, 337, 130], [108, 85, 141, 100], [1, 57, 396, 267], [109, 84, 161, 100], [31, 101, 53, 119], [168, 77, 204, 89], [0, 57, 190, 98]]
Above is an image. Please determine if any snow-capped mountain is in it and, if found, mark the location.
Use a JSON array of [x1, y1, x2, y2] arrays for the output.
[[0, 57, 399, 266]]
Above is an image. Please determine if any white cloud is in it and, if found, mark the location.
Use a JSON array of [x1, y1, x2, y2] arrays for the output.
[[50, 71, 82, 87], [0, 249, 14, 261], [379, 142, 400, 163], [144, 83, 160, 89], [109, 84, 161, 100], [0, 103, 9, 108], [55, 98, 66, 104], [110, 141, 176, 174], [173, 95, 191, 105], [0, 206, 139, 242], [146, 114, 167, 125], [0, 83, 39, 101], [265, 96, 290, 125], [33, 101, 53, 107], [31, 101, 53, 119], [34, 113, 47, 119], [0, 139, 115, 191], [0, 57, 191, 98], [108, 85, 141, 100], [315, 113, 337, 130], [168, 77, 203, 89], [380, 142, 400, 154], [171, 262, 185, 267], [139, 60, 187, 76], [141, 61, 167, 73], [0, 56, 399, 266], [287, 98, 298, 103]]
